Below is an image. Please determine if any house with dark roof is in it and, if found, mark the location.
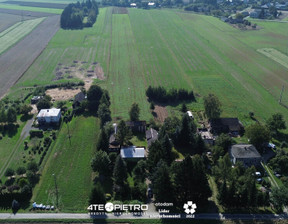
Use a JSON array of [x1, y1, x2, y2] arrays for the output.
[[146, 128, 158, 147], [209, 118, 244, 136], [229, 144, 262, 167], [73, 92, 86, 108], [126, 121, 146, 133]]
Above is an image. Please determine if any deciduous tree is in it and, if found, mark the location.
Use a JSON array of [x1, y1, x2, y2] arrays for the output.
[[203, 93, 222, 119], [245, 123, 270, 153]]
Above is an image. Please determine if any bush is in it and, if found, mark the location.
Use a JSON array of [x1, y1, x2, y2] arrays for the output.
[[30, 130, 43, 138], [4, 168, 15, 177], [16, 167, 26, 176]]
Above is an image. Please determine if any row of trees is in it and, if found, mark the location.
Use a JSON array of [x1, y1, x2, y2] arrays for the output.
[[60, 0, 99, 29], [146, 86, 195, 104]]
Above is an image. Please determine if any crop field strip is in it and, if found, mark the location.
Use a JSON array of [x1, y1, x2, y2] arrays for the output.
[[0, 12, 34, 32], [0, 17, 45, 55], [0, 3, 62, 14], [0, 15, 60, 99], [2, 1, 67, 9], [0, 7, 58, 17]]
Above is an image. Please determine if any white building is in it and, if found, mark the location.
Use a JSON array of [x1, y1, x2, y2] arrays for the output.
[[120, 146, 145, 160], [37, 108, 61, 124]]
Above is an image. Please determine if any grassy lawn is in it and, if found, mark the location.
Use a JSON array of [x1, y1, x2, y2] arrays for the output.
[[0, 17, 45, 55], [0, 120, 27, 180], [32, 116, 100, 212]]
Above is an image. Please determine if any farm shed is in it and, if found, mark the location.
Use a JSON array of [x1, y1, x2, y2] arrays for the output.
[[126, 121, 146, 133], [146, 128, 158, 147], [37, 108, 61, 124], [209, 118, 244, 135], [73, 92, 86, 108], [229, 144, 262, 167], [120, 146, 146, 160]]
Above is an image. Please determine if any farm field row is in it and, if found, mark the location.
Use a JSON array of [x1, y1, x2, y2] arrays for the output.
[[0, 17, 45, 55], [0, 14, 60, 98], [0, 3, 62, 14], [32, 116, 100, 212], [13, 8, 288, 123], [0, 12, 34, 32]]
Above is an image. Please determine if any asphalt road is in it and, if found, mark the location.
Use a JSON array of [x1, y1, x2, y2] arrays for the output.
[[0, 212, 288, 220]]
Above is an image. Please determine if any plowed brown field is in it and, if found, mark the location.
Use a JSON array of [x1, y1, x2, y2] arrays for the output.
[[0, 12, 60, 98]]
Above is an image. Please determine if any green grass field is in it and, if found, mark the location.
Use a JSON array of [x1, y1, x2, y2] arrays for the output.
[[0, 122, 25, 180], [13, 8, 288, 123], [0, 17, 45, 55], [32, 116, 100, 212], [0, 3, 62, 13]]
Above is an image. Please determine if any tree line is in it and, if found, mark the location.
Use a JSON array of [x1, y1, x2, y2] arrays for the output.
[[60, 0, 99, 29], [146, 85, 195, 104]]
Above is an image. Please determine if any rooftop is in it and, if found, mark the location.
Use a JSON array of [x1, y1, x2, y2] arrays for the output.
[[230, 144, 261, 159], [37, 108, 61, 118], [120, 146, 145, 159]]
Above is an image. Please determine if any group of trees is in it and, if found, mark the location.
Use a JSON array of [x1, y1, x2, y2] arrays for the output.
[[0, 161, 39, 209], [146, 86, 195, 104], [60, 0, 99, 29], [213, 155, 269, 207], [90, 150, 147, 202], [157, 113, 205, 154], [150, 155, 211, 206]]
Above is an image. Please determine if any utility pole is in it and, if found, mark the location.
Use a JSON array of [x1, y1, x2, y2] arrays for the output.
[[52, 174, 58, 209], [279, 85, 284, 104]]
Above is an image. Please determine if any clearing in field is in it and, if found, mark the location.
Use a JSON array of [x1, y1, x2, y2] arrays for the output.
[[54, 61, 105, 89], [0, 17, 45, 55], [257, 48, 288, 70]]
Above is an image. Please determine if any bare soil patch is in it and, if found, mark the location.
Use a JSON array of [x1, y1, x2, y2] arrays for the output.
[[0, 15, 60, 99], [46, 88, 81, 101], [53, 61, 105, 90], [153, 105, 168, 123], [30, 104, 38, 114]]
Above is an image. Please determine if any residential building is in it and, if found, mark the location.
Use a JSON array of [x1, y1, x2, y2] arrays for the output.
[[37, 108, 61, 124], [229, 144, 262, 167]]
